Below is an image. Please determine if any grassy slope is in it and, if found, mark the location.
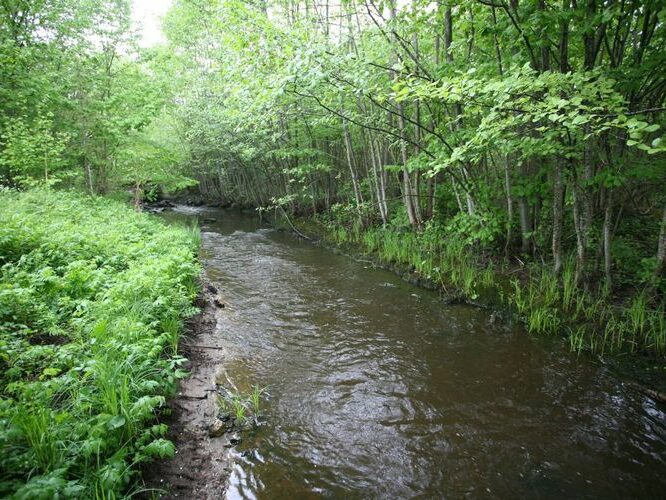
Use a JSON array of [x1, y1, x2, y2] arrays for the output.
[[0, 189, 200, 498]]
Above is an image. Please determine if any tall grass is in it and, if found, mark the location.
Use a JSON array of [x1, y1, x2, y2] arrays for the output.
[[0, 188, 201, 498], [511, 261, 665, 356], [312, 215, 666, 357], [331, 223, 484, 298]]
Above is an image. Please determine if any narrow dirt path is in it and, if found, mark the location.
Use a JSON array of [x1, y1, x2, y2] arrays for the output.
[[142, 284, 232, 498]]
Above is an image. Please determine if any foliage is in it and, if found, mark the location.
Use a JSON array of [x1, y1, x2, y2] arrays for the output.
[[308, 208, 665, 356], [217, 385, 266, 428], [156, 0, 666, 355], [0, 189, 200, 497], [0, 114, 69, 187], [0, 1, 194, 196]]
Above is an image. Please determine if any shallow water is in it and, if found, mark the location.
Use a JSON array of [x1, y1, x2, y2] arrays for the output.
[[166, 206, 666, 498]]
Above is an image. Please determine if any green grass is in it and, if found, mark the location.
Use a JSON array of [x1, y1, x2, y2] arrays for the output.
[[217, 385, 266, 428], [0, 188, 200, 498], [328, 222, 483, 298], [512, 263, 665, 356], [250, 385, 263, 414]]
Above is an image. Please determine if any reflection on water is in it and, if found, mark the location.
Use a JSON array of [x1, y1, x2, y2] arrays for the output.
[[166, 206, 666, 498]]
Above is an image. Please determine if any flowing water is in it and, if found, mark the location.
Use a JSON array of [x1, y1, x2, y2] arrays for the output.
[[166, 206, 665, 499]]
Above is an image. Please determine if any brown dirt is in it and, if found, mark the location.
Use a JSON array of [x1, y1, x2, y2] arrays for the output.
[[141, 283, 232, 499]]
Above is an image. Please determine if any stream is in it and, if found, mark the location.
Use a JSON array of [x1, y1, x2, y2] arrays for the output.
[[164, 206, 665, 498]]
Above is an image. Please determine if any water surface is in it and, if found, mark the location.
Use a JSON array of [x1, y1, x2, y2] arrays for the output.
[[168, 206, 666, 498]]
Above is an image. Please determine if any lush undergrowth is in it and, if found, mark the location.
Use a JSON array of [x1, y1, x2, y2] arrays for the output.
[[298, 215, 665, 359], [0, 189, 200, 498]]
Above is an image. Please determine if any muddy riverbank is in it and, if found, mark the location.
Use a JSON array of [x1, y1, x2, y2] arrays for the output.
[[142, 282, 232, 498]]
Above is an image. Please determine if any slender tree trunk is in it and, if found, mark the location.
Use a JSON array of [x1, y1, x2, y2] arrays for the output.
[[538, 0, 550, 71], [369, 135, 388, 225], [518, 195, 531, 253], [398, 111, 417, 227], [134, 180, 142, 211], [412, 21, 423, 225], [603, 188, 613, 289], [343, 119, 364, 218], [574, 129, 595, 288], [552, 159, 565, 275], [451, 176, 465, 213], [361, 131, 377, 214], [652, 203, 666, 284], [504, 155, 514, 256], [559, 0, 570, 73], [425, 173, 436, 221], [444, 6, 474, 216], [491, 6, 503, 75], [388, 0, 419, 229], [572, 181, 591, 288]]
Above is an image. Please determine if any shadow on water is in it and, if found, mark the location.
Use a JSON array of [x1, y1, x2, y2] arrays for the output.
[[163, 206, 666, 499]]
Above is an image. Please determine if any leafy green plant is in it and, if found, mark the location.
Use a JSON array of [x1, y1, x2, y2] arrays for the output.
[[0, 188, 200, 497]]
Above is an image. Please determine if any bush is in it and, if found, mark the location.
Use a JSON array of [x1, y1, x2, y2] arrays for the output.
[[0, 189, 200, 497]]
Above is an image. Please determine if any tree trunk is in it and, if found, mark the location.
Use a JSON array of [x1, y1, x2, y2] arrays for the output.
[[603, 188, 613, 289], [369, 135, 388, 225], [343, 119, 364, 217], [504, 155, 514, 256], [652, 203, 666, 284], [518, 196, 531, 253], [574, 129, 595, 288], [552, 159, 565, 275], [425, 173, 436, 221]]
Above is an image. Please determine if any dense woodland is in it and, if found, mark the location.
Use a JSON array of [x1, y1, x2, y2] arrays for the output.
[[170, 0, 666, 303], [2, 0, 664, 351], [1, 0, 666, 496]]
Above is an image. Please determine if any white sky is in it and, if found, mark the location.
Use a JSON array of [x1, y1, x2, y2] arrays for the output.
[[131, 0, 173, 47]]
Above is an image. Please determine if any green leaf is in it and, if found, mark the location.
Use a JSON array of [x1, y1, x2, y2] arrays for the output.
[[107, 415, 126, 430], [142, 438, 176, 459]]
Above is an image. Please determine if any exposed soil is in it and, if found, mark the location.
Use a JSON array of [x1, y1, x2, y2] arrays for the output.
[[141, 282, 232, 499]]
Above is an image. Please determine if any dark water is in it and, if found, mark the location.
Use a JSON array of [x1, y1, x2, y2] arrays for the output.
[[167, 206, 665, 499]]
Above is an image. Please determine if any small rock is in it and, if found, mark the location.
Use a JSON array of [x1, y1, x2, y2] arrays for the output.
[[213, 298, 225, 308], [214, 365, 227, 385], [209, 419, 226, 438], [205, 283, 218, 294]]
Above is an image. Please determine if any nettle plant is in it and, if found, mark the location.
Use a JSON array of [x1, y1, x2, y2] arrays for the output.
[[0, 189, 201, 498]]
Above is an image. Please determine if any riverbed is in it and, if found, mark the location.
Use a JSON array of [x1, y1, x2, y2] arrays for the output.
[[163, 206, 665, 498]]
